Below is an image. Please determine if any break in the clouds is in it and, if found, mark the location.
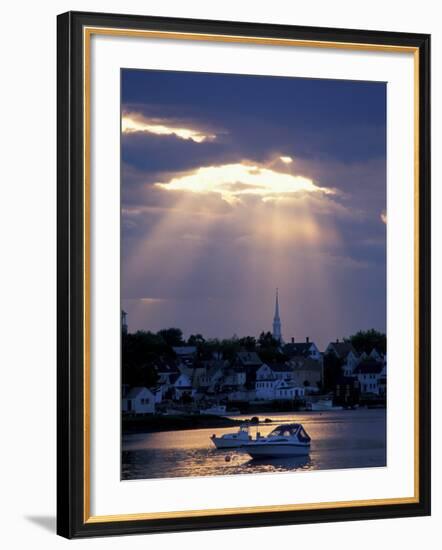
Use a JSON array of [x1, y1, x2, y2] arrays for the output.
[[121, 69, 386, 347], [122, 112, 217, 143], [154, 160, 334, 205]]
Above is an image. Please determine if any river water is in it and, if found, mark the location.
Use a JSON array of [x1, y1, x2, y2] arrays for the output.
[[122, 408, 386, 480]]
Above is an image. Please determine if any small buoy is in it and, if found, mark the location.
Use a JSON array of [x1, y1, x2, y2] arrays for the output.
[[225, 455, 231, 462]]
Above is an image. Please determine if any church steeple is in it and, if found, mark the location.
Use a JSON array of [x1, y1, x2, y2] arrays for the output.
[[272, 288, 282, 342]]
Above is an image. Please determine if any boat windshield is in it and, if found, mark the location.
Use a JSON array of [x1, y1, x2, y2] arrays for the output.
[[270, 425, 299, 437], [297, 426, 311, 443], [269, 424, 311, 441]]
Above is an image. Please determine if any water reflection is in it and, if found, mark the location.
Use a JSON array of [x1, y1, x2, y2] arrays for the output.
[[122, 409, 386, 480], [244, 455, 312, 471]]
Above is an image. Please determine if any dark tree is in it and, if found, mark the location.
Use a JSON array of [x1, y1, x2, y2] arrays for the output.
[[122, 330, 169, 367], [157, 327, 184, 347], [122, 363, 158, 388], [323, 352, 344, 392], [121, 331, 168, 388], [238, 336, 257, 351], [187, 333, 206, 346], [198, 338, 222, 360], [258, 331, 279, 349], [180, 391, 193, 404], [345, 329, 386, 355], [218, 338, 242, 361], [257, 332, 285, 363]]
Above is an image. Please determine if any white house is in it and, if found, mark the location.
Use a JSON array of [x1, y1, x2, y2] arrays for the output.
[[255, 377, 304, 400], [369, 348, 383, 361], [256, 363, 292, 382], [155, 363, 180, 388], [255, 377, 279, 399], [173, 373, 196, 399], [342, 350, 360, 376], [274, 379, 305, 400], [325, 341, 360, 377], [122, 387, 155, 414], [353, 360, 384, 394], [150, 385, 164, 404]]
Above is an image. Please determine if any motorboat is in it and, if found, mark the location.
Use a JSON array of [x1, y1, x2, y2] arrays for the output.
[[242, 423, 311, 458], [306, 398, 343, 411], [210, 424, 251, 449], [200, 405, 227, 415]]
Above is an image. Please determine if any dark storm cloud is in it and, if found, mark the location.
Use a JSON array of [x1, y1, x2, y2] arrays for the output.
[[122, 69, 386, 163], [120, 69, 386, 346]]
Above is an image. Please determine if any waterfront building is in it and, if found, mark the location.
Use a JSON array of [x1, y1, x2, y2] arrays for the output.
[[173, 373, 196, 400], [353, 359, 384, 394], [122, 386, 155, 414], [289, 356, 323, 388], [256, 363, 293, 382]]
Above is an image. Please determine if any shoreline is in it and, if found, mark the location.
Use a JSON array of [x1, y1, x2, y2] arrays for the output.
[[122, 407, 386, 435], [122, 414, 245, 434]]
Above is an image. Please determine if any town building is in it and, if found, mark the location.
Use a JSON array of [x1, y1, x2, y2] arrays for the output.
[[155, 361, 180, 388], [334, 376, 360, 406], [235, 351, 263, 389], [256, 376, 304, 400], [353, 359, 385, 394], [274, 379, 305, 400], [284, 337, 322, 361], [122, 386, 155, 414], [289, 356, 323, 388], [325, 340, 360, 376], [256, 363, 292, 382], [172, 373, 196, 400]]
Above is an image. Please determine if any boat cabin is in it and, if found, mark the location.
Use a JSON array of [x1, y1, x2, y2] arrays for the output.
[[268, 423, 311, 443]]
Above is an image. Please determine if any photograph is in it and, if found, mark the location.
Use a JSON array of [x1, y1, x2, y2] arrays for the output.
[[120, 69, 388, 481]]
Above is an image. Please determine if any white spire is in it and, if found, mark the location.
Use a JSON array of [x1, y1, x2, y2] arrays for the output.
[[272, 288, 282, 342]]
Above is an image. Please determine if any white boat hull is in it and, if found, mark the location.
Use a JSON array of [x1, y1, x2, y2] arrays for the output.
[[308, 400, 343, 411], [201, 406, 227, 415], [243, 443, 310, 458], [212, 437, 247, 449]]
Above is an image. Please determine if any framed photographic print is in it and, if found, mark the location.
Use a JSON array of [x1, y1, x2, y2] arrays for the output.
[[57, 11, 431, 538]]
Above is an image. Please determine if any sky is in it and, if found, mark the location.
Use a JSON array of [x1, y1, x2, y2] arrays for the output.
[[121, 69, 386, 349]]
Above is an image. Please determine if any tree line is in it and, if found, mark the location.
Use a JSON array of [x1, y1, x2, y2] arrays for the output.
[[122, 327, 386, 390]]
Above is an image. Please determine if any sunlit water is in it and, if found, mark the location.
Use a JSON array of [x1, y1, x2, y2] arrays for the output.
[[122, 409, 386, 480]]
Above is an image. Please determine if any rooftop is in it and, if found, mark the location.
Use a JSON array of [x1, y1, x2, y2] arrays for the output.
[[124, 386, 152, 399], [284, 342, 315, 357], [236, 351, 263, 366], [327, 341, 357, 358], [354, 360, 384, 374]]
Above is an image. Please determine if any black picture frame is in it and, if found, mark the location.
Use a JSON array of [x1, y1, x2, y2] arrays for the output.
[[57, 10, 431, 539]]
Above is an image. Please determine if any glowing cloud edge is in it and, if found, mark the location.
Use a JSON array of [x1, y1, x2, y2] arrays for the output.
[[122, 114, 216, 143], [153, 162, 334, 204]]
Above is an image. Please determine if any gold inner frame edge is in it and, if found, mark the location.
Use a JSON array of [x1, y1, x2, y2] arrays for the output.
[[82, 26, 420, 524]]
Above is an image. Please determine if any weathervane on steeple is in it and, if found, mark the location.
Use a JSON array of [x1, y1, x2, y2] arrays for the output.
[[272, 288, 282, 342]]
